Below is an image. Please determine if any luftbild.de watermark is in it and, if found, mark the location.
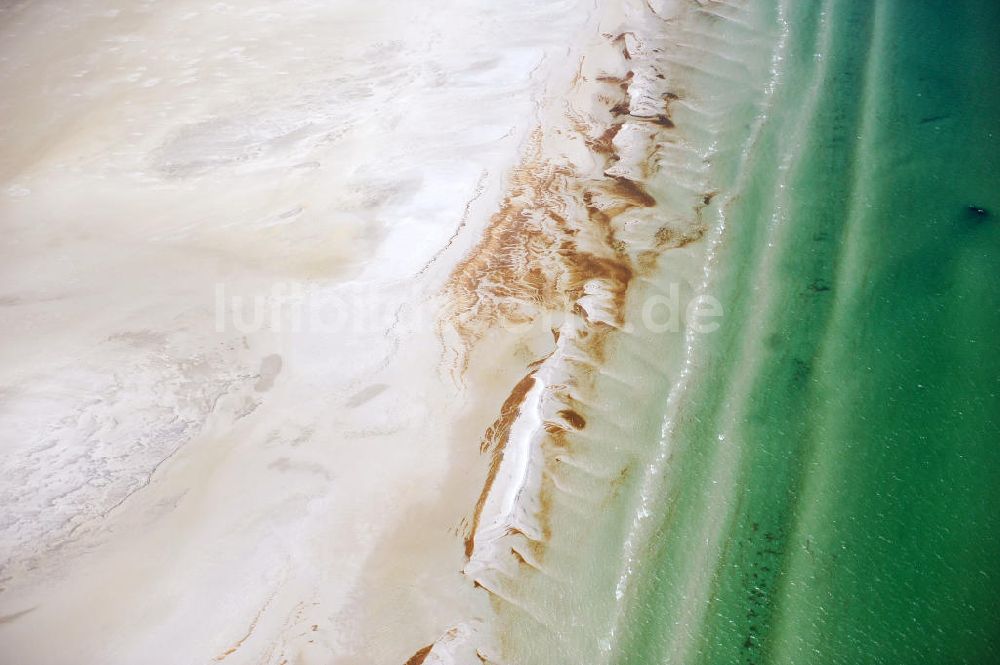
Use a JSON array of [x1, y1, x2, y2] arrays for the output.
[[213, 282, 723, 336]]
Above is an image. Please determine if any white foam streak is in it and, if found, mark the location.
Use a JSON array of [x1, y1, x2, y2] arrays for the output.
[[602, 0, 796, 658]]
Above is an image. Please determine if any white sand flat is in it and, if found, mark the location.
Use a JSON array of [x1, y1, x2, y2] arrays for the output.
[[0, 1, 595, 663]]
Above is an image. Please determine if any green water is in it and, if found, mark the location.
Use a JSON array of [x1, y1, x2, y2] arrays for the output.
[[620, 1, 1000, 663]]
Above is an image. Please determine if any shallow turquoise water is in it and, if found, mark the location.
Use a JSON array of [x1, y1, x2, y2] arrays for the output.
[[619, 1, 1000, 663]]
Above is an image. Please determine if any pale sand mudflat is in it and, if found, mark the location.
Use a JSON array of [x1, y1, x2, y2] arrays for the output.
[[0, 1, 596, 663]]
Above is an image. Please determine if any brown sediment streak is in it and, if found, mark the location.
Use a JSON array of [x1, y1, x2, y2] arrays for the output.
[[654, 224, 707, 249], [605, 461, 634, 504], [445, 130, 570, 350], [651, 114, 675, 128], [609, 100, 631, 116], [0, 607, 35, 624], [480, 373, 538, 454], [465, 373, 537, 558], [510, 545, 544, 573], [445, 155, 642, 353], [606, 176, 657, 208], [402, 644, 433, 665], [446, 0, 712, 595], [213, 594, 273, 661], [558, 409, 586, 429], [587, 122, 623, 156], [416, 169, 489, 277], [509, 525, 548, 562], [505, 525, 540, 542]]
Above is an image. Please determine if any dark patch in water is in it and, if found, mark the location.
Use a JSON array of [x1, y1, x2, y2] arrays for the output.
[[791, 358, 813, 384], [737, 521, 787, 664], [919, 113, 950, 124], [965, 205, 990, 220], [764, 331, 785, 350], [806, 278, 832, 293], [957, 204, 992, 232]]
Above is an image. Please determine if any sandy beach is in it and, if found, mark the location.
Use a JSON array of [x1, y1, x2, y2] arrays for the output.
[[7, 0, 996, 663], [0, 0, 776, 659], [1, 0, 735, 660], [0, 0, 599, 662]]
